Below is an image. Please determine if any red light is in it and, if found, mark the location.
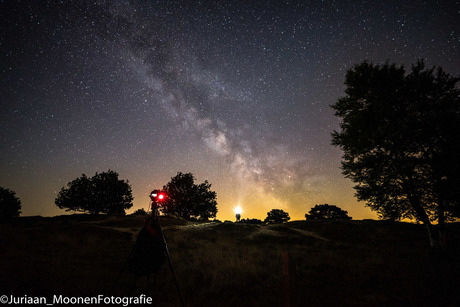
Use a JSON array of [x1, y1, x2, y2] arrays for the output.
[[150, 190, 166, 202]]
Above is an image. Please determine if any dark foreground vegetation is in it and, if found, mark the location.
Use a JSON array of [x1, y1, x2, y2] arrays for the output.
[[1, 215, 459, 306]]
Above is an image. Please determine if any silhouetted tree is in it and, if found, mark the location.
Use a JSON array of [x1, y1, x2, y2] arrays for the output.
[[132, 208, 147, 215], [305, 204, 352, 220], [239, 218, 264, 225], [55, 170, 133, 214], [0, 186, 22, 221], [264, 209, 290, 224], [161, 172, 217, 220], [331, 60, 460, 247]]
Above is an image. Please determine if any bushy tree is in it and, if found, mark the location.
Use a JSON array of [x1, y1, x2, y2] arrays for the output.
[[264, 209, 290, 224], [331, 60, 460, 247], [55, 170, 133, 214], [132, 208, 147, 215], [0, 186, 22, 221], [161, 172, 217, 220], [305, 204, 352, 220], [239, 218, 264, 225]]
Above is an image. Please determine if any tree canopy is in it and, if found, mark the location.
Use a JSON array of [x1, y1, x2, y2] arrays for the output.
[[306, 204, 352, 220], [0, 186, 22, 221], [132, 208, 147, 216], [239, 218, 264, 225], [161, 172, 217, 220], [55, 170, 133, 214], [264, 209, 290, 224], [331, 60, 460, 246]]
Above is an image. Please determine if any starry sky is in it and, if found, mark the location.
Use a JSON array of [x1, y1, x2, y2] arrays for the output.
[[1, 0, 459, 221]]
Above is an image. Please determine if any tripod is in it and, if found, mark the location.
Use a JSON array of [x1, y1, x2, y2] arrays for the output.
[[149, 200, 185, 307], [110, 198, 184, 307]]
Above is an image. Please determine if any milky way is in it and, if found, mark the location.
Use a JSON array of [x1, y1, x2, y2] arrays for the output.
[[1, 0, 459, 220]]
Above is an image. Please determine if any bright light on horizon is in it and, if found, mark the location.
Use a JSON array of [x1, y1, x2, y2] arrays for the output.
[[234, 205, 243, 215]]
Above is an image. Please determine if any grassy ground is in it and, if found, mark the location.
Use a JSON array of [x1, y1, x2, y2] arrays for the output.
[[1, 215, 459, 306]]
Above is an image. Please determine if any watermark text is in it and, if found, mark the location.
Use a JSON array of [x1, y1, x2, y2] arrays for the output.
[[0, 294, 153, 306]]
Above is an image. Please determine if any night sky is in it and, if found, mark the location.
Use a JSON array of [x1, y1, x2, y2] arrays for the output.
[[1, 0, 459, 221]]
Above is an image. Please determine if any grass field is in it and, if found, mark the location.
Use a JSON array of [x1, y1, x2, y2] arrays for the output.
[[1, 215, 459, 306]]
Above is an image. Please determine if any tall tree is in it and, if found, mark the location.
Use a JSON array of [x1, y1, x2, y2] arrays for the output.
[[264, 209, 290, 224], [55, 170, 133, 214], [331, 60, 460, 247], [306, 204, 352, 220], [0, 186, 22, 221], [161, 172, 217, 220]]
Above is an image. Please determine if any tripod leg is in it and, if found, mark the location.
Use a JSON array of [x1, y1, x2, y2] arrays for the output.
[[146, 274, 150, 295], [128, 276, 138, 296], [109, 244, 136, 295], [166, 248, 184, 307], [153, 208, 184, 307]]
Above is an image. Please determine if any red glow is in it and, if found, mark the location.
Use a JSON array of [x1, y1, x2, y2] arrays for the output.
[[158, 193, 165, 200]]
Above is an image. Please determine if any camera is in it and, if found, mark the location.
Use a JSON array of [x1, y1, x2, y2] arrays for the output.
[[150, 190, 166, 203]]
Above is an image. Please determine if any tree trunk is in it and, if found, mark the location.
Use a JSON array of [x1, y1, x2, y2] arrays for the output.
[[424, 223, 438, 248], [409, 194, 439, 248], [402, 173, 438, 247], [403, 173, 445, 248], [437, 200, 447, 249], [438, 224, 447, 249]]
